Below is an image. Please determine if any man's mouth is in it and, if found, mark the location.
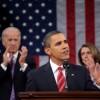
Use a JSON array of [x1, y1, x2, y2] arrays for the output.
[[62, 50, 69, 54]]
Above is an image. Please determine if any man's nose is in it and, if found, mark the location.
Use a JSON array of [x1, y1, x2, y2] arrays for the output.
[[11, 40, 15, 45], [62, 44, 67, 49]]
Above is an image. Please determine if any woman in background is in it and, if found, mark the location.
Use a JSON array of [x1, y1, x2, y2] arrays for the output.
[[78, 43, 100, 84]]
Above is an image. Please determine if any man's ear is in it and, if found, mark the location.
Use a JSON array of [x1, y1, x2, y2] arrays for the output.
[[44, 47, 51, 56], [2, 39, 5, 47]]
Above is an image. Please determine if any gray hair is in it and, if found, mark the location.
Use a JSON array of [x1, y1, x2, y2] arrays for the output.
[[43, 30, 62, 48], [2, 27, 21, 39]]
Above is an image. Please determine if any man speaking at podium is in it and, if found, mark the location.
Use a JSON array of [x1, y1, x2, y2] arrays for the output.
[[26, 31, 100, 92]]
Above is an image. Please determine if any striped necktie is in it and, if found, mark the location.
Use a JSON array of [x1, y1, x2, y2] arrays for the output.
[[10, 56, 15, 100], [57, 67, 66, 92]]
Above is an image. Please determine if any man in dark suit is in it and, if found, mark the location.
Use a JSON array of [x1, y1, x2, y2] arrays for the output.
[[0, 27, 36, 100], [26, 31, 100, 92]]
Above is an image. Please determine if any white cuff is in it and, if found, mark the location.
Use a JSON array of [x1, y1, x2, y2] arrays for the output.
[[20, 63, 28, 72], [1, 63, 7, 71], [93, 81, 100, 89]]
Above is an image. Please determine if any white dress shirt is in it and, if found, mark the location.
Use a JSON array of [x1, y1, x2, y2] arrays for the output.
[[1, 51, 28, 72], [50, 59, 67, 89]]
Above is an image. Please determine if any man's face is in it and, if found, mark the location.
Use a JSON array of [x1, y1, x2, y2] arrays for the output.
[[2, 30, 21, 54], [45, 33, 70, 62]]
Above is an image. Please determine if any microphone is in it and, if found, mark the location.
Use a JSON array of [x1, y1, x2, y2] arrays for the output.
[[63, 60, 70, 69], [63, 60, 70, 76], [63, 60, 69, 91]]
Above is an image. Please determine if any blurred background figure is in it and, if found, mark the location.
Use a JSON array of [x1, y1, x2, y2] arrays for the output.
[[0, 27, 36, 100], [78, 43, 100, 84]]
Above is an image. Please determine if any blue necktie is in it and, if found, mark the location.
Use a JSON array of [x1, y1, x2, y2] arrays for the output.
[[10, 57, 15, 100]]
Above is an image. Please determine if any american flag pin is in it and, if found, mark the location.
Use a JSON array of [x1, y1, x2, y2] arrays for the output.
[[71, 74, 74, 76]]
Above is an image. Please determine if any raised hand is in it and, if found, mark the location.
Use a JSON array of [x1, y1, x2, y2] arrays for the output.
[[3, 47, 13, 67], [83, 56, 95, 76], [19, 46, 28, 67], [94, 63, 100, 85]]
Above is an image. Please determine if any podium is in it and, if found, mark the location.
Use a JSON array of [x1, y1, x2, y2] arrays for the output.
[[18, 91, 100, 100]]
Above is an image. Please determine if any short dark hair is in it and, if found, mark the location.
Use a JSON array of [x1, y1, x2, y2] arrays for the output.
[[43, 30, 62, 48]]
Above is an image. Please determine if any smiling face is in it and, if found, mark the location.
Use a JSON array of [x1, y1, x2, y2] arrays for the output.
[[44, 33, 70, 65], [2, 28, 21, 54]]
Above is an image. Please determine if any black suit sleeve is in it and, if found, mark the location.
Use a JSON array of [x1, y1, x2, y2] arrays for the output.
[[85, 68, 100, 91], [24, 55, 36, 75], [26, 70, 36, 91]]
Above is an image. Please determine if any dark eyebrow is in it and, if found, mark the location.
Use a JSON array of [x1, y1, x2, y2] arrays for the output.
[[55, 41, 62, 46], [64, 40, 67, 43], [55, 39, 67, 46]]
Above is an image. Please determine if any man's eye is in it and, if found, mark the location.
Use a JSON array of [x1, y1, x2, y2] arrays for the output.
[[8, 39, 12, 41], [64, 40, 67, 43], [14, 39, 18, 41], [56, 42, 61, 46]]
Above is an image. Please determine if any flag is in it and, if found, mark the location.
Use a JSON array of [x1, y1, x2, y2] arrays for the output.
[[0, 0, 100, 66]]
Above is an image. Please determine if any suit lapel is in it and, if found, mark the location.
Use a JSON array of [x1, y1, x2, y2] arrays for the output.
[[67, 65, 77, 91], [44, 63, 58, 91]]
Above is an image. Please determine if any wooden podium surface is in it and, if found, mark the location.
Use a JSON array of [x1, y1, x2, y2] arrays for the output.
[[18, 91, 100, 100]]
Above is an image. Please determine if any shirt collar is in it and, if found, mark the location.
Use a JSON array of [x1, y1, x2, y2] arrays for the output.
[[12, 51, 18, 61], [50, 59, 63, 73]]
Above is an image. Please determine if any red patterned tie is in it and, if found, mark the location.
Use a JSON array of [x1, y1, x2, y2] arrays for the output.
[[57, 67, 66, 92]]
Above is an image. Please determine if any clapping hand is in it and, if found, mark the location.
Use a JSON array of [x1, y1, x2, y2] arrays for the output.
[[19, 46, 28, 67], [94, 63, 100, 85], [3, 47, 12, 67]]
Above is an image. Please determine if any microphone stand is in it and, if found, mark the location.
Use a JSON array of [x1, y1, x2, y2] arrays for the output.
[[63, 61, 69, 76], [63, 61, 70, 91], [63, 64, 68, 76]]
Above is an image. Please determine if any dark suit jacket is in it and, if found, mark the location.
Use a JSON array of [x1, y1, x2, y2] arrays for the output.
[[0, 53, 36, 100], [26, 62, 99, 92]]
